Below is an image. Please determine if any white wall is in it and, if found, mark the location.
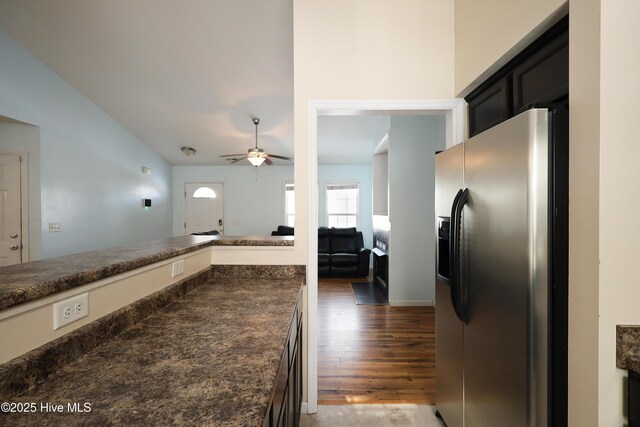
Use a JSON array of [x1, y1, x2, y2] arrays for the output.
[[0, 122, 42, 260], [597, 1, 640, 425], [454, 0, 567, 95], [172, 165, 294, 236], [567, 2, 601, 424], [318, 165, 373, 249], [293, 0, 455, 266], [0, 30, 172, 259], [388, 115, 446, 305]]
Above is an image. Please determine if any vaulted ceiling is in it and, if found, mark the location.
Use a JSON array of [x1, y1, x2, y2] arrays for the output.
[[0, 0, 294, 166], [0, 1, 388, 166]]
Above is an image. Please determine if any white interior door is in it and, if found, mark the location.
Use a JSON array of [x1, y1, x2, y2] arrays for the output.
[[0, 154, 23, 266], [185, 183, 224, 235]]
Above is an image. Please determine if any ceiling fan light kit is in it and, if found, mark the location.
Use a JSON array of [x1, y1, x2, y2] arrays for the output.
[[181, 146, 196, 156], [247, 147, 267, 167], [220, 117, 292, 167]]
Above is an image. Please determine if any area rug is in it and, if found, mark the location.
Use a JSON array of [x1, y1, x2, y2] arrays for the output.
[[351, 282, 388, 305]]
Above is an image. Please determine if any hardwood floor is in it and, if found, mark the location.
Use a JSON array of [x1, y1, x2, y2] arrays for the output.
[[318, 277, 436, 405]]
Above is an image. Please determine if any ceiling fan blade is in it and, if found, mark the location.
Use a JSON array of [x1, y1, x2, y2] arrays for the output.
[[266, 154, 293, 161], [229, 158, 245, 164], [219, 153, 247, 157], [264, 157, 273, 165]]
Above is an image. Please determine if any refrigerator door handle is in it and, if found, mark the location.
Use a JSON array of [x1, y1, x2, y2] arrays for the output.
[[449, 189, 465, 323], [452, 188, 470, 324]]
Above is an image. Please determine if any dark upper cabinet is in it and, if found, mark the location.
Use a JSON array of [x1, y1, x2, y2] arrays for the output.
[[466, 16, 568, 137], [512, 29, 568, 114], [467, 77, 511, 137]]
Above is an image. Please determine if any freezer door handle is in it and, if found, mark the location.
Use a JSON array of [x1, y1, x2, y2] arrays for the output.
[[449, 189, 465, 323], [450, 188, 469, 324]]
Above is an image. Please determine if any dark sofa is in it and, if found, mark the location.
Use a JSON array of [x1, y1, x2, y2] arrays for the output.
[[271, 226, 371, 277]]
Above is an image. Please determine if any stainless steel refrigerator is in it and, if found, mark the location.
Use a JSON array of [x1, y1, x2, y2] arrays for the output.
[[435, 108, 568, 427]]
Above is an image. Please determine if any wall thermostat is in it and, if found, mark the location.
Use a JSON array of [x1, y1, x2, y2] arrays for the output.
[[142, 199, 152, 207]]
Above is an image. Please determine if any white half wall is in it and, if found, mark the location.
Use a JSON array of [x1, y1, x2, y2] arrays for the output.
[[0, 30, 173, 259], [388, 115, 446, 304]]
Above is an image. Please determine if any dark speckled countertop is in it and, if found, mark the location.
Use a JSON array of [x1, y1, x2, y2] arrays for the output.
[[0, 236, 217, 311], [617, 325, 640, 373], [212, 235, 294, 246], [3, 276, 302, 426], [0, 235, 294, 311]]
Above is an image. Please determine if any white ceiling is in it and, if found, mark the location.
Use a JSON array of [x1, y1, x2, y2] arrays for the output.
[[0, 0, 294, 166], [0, 1, 389, 167]]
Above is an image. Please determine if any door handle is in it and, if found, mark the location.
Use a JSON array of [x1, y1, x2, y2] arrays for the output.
[[9, 244, 19, 251], [449, 190, 464, 323], [452, 188, 469, 324], [9, 233, 18, 239]]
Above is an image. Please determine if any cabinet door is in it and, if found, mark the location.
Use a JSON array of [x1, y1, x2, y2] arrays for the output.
[[630, 370, 640, 427], [288, 345, 297, 427], [263, 405, 272, 427], [272, 353, 288, 427], [277, 385, 289, 427], [296, 320, 303, 425], [467, 77, 511, 137], [512, 29, 568, 114], [288, 313, 298, 369]]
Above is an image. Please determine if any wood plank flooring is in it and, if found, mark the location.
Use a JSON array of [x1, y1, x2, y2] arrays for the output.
[[318, 277, 436, 405]]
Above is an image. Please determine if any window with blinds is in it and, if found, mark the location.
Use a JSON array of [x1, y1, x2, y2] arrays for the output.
[[326, 183, 359, 228], [285, 183, 295, 227]]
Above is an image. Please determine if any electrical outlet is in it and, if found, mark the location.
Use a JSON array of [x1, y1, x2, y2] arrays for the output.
[[171, 260, 185, 278], [53, 293, 88, 330]]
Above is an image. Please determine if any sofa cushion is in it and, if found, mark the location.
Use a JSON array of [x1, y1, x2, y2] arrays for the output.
[[331, 253, 358, 267], [318, 264, 331, 275], [277, 225, 294, 235], [331, 265, 358, 276], [330, 227, 358, 254], [318, 227, 331, 253], [318, 253, 330, 266]]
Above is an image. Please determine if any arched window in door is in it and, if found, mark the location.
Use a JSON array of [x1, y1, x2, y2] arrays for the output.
[[192, 186, 217, 199]]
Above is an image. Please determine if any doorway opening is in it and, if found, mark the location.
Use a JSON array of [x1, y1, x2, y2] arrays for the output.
[[0, 152, 29, 266], [306, 99, 465, 413]]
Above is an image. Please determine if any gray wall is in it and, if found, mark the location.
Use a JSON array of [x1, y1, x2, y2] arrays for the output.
[[388, 115, 446, 304], [0, 30, 173, 258], [172, 165, 294, 236], [173, 164, 373, 242]]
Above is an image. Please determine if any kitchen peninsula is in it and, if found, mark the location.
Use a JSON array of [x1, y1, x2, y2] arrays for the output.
[[0, 235, 303, 426]]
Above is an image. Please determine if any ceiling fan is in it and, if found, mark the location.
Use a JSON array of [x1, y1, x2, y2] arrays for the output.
[[220, 117, 293, 167]]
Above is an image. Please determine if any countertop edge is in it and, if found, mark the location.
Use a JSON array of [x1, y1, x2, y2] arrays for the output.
[[0, 235, 296, 311], [0, 239, 215, 311]]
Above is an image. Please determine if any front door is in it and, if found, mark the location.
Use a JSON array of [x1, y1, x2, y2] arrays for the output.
[[0, 154, 23, 266], [185, 182, 224, 235]]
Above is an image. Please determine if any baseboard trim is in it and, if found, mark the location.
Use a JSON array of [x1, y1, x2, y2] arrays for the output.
[[302, 401, 314, 414], [389, 299, 435, 307]]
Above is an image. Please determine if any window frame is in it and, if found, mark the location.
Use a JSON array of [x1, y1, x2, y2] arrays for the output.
[[324, 181, 360, 229], [284, 181, 295, 227]]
